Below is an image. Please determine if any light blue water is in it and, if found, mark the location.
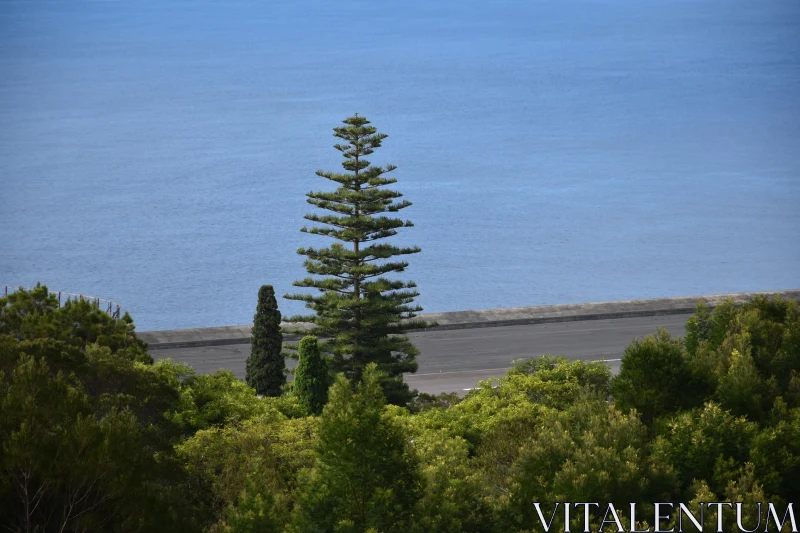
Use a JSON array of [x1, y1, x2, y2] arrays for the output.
[[1, 0, 799, 331]]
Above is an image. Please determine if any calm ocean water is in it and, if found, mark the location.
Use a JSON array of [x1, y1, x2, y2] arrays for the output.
[[1, 0, 798, 331]]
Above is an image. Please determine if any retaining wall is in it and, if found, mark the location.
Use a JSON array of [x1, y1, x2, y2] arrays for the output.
[[138, 289, 800, 350]]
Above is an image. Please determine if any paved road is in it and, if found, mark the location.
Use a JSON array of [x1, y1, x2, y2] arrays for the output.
[[149, 314, 691, 394]]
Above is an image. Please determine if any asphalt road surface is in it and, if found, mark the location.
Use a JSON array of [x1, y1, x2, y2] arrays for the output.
[[149, 314, 691, 394]]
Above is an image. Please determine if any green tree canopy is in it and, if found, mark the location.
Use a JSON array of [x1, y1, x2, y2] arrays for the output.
[[612, 328, 708, 427], [5, 282, 798, 531], [0, 283, 150, 364], [651, 401, 758, 497], [684, 296, 800, 423], [0, 287, 203, 532], [291, 363, 422, 532]]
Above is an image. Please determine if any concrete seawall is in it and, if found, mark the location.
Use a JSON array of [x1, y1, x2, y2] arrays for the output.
[[137, 289, 800, 350]]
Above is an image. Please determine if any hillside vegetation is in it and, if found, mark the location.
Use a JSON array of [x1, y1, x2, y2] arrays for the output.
[[1, 285, 798, 532]]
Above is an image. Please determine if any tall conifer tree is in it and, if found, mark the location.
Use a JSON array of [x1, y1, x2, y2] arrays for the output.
[[285, 114, 427, 405], [293, 336, 329, 415], [246, 285, 285, 396]]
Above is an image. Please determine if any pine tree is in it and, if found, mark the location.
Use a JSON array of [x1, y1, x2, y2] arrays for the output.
[[290, 364, 422, 532], [246, 285, 285, 396], [285, 114, 428, 405], [293, 335, 329, 415]]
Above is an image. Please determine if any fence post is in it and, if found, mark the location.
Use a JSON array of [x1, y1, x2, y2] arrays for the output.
[[3, 287, 121, 318]]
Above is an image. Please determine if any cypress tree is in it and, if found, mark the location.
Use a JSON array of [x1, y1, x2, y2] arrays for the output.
[[293, 335, 329, 415], [285, 114, 428, 405], [246, 285, 285, 396]]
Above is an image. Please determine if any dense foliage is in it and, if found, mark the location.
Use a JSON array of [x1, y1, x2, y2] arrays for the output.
[[0, 285, 199, 531], [285, 115, 429, 406], [2, 287, 798, 532], [291, 365, 422, 532], [293, 336, 329, 415], [246, 285, 285, 396], [0, 282, 150, 364]]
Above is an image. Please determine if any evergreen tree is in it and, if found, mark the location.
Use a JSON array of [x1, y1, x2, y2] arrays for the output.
[[285, 114, 428, 405], [290, 364, 422, 532], [612, 328, 708, 427], [246, 285, 285, 396], [0, 288, 204, 531], [293, 336, 329, 415], [0, 283, 151, 364]]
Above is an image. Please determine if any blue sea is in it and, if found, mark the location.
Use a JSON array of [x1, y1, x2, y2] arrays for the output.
[[1, 0, 799, 331]]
